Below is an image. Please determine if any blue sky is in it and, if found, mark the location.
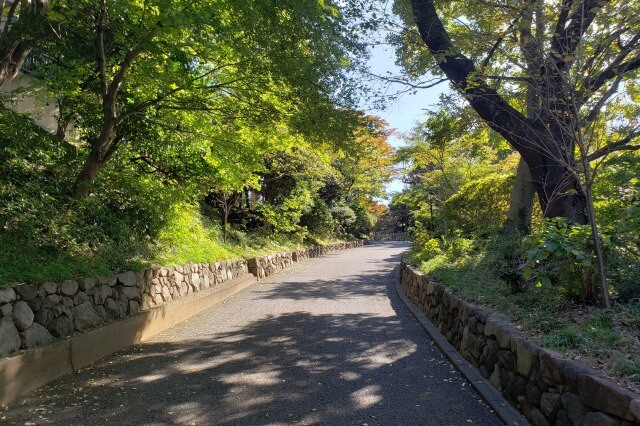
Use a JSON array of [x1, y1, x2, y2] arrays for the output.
[[361, 41, 449, 201]]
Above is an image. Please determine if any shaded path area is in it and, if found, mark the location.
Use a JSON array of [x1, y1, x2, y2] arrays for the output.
[[1, 242, 502, 425]]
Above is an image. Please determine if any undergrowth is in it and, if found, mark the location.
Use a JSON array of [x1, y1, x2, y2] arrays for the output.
[[408, 236, 640, 389]]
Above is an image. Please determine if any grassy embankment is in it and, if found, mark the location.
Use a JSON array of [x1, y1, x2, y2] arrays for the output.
[[408, 238, 640, 391]]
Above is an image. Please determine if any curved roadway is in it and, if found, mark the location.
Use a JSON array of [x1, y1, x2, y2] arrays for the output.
[[1, 242, 502, 425]]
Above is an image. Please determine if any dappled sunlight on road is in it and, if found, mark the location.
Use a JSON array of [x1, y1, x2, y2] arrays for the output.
[[1, 242, 500, 425]]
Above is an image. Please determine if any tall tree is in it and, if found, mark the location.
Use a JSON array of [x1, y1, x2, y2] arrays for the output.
[[392, 0, 640, 224], [37, 0, 366, 197]]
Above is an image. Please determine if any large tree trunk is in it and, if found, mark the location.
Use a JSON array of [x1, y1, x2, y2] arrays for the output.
[[505, 158, 536, 234], [410, 0, 588, 224]]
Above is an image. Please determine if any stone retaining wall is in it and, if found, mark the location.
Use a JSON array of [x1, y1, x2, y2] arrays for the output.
[[0, 240, 364, 359], [400, 261, 640, 426]]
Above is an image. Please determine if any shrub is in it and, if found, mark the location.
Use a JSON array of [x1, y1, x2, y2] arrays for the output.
[[524, 218, 601, 301], [299, 197, 335, 238], [330, 203, 356, 237], [348, 202, 374, 238]]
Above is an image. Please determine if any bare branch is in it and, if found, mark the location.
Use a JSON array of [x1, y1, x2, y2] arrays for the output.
[[365, 72, 447, 89], [586, 130, 640, 162], [580, 53, 640, 104]]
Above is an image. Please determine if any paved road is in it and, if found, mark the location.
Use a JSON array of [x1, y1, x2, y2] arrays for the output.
[[1, 242, 502, 425]]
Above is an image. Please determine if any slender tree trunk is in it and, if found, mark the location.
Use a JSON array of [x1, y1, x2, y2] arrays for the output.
[[223, 207, 229, 243], [73, 147, 105, 198]]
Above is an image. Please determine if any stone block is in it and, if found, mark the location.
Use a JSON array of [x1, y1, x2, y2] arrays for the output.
[[73, 302, 99, 331], [15, 284, 38, 301], [526, 382, 542, 405], [0, 316, 21, 357], [41, 282, 59, 295], [121, 286, 141, 301], [514, 336, 538, 377], [42, 294, 61, 309], [161, 287, 171, 302], [28, 296, 44, 312], [104, 298, 120, 319], [191, 273, 201, 290], [529, 408, 549, 426], [60, 280, 79, 296], [117, 271, 137, 287], [630, 399, 640, 422], [92, 286, 112, 305], [0, 287, 17, 304], [94, 306, 106, 325], [47, 315, 75, 338], [140, 293, 153, 310], [34, 308, 54, 327], [20, 323, 53, 349], [582, 412, 621, 426], [129, 300, 139, 315], [490, 364, 503, 391], [73, 291, 90, 306], [483, 338, 500, 369], [51, 302, 72, 319], [79, 277, 97, 291], [147, 292, 160, 306], [578, 374, 637, 421], [561, 392, 588, 426], [1, 303, 12, 317], [12, 301, 34, 331], [540, 392, 562, 419]]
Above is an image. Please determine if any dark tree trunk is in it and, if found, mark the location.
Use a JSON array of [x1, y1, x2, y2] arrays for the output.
[[410, 0, 588, 224], [72, 125, 120, 198], [73, 147, 105, 198]]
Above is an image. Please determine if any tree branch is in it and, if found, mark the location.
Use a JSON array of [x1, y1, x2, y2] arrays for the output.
[[586, 131, 640, 162], [551, 0, 607, 58], [580, 53, 640, 104]]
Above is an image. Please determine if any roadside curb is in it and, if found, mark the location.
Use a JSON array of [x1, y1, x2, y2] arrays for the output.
[[394, 266, 528, 426], [0, 274, 257, 406]]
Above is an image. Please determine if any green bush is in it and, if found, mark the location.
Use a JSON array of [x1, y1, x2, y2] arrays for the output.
[[299, 197, 335, 238], [330, 203, 356, 237], [524, 218, 601, 301], [347, 202, 374, 238]]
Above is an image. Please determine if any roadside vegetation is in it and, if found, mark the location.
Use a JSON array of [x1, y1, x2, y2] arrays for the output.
[[0, 1, 395, 287], [386, 0, 640, 390], [392, 100, 640, 391]]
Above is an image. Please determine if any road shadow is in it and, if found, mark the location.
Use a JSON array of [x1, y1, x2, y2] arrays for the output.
[[1, 241, 500, 425], [2, 310, 499, 425]]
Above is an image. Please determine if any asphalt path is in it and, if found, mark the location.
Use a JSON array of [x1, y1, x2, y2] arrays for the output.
[[1, 242, 502, 425]]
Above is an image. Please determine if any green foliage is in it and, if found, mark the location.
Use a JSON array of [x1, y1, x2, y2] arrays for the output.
[[408, 233, 638, 384], [441, 174, 514, 232], [330, 203, 356, 238], [300, 197, 335, 238], [347, 202, 374, 238], [413, 234, 443, 262], [524, 218, 601, 301]]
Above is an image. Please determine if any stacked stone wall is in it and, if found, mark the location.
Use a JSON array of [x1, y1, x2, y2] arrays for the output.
[[0, 240, 364, 359], [400, 261, 640, 426]]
